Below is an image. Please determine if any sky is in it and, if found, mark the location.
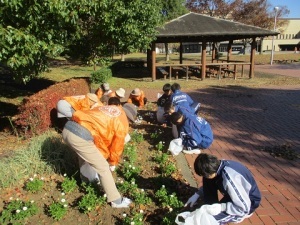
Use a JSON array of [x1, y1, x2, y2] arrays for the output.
[[268, 0, 300, 18]]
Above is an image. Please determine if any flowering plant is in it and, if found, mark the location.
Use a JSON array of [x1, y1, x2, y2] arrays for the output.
[[0, 199, 38, 224], [48, 199, 68, 221], [61, 175, 77, 193], [25, 175, 44, 193], [78, 183, 106, 213]]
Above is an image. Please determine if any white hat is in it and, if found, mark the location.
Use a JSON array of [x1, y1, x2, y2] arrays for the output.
[[115, 88, 125, 98], [101, 83, 110, 91], [131, 88, 141, 96], [86, 93, 99, 103]]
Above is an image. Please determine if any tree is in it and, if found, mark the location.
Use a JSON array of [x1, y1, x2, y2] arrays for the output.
[[160, 0, 188, 61], [186, 0, 289, 55], [186, 0, 289, 29], [0, 0, 164, 82]]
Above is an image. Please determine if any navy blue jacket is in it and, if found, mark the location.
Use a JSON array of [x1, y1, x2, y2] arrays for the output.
[[178, 113, 213, 149], [215, 160, 261, 216]]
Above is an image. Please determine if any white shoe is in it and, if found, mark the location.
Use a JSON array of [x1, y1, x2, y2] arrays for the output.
[[111, 197, 132, 208], [234, 213, 253, 223], [183, 149, 201, 154]]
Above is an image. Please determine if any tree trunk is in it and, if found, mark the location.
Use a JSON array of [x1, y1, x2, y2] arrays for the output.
[[214, 42, 220, 59], [121, 54, 125, 61], [165, 43, 169, 61]]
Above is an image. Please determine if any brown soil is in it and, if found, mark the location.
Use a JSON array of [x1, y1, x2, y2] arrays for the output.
[[0, 108, 196, 225]]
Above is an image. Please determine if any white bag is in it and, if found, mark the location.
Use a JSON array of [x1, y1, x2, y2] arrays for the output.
[[168, 138, 183, 155], [175, 205, 218, 225], [80, 162, 100, 182]]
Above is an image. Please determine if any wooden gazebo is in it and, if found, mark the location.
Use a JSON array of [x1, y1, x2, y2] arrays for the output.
[[148, 12, 278, 81]]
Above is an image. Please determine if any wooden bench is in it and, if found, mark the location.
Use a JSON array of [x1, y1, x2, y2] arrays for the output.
[[223, 68, 236, 77], [157, 67, 168, 80]]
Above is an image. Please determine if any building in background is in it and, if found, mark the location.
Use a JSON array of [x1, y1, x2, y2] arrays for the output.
[[261, 18, 300, 52]]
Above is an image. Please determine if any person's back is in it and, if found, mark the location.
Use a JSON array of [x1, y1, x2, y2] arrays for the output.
[[72, 105, 127, 165], [170, 83, 200, 113], [171, 112, 213, 151], [220, 160, 261, 215], [185, 153, 261, 224]]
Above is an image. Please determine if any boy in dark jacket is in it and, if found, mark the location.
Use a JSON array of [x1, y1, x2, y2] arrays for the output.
[[156, 83, 172, 123], [185, 153, 261, 224]]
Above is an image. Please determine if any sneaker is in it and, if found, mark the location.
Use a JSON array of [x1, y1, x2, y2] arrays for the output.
[[234, 213, 253, 223], [183, 149, 201, 154], [111, 197, 132, 208]]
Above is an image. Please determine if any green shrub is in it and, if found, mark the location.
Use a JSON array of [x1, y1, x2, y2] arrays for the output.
[[90, 67, 112, 84]]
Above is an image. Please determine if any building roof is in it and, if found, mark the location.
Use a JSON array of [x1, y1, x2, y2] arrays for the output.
[[155, 12, 278, 43]]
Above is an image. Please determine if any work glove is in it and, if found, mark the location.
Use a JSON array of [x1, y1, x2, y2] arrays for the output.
[[206, 203, 226, 216], [109, 165, 116, 172], [184, 193, 200, 207]]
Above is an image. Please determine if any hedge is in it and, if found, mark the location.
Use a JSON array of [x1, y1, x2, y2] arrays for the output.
[[14, 78, 91, 136]]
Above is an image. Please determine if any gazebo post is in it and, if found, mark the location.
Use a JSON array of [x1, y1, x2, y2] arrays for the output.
[[212, 42, 216, 63], [151, 42, 156, 81], [227, 40, 233, 62], [147, 48, 151, 71], [249, 38, 256, 79], [201, 41, 207, 80], [180, 42, 183, 64]]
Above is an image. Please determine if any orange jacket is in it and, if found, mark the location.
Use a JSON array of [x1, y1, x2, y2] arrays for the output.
[[127, 90, 146, 107], [64, 95, 103, 111], [72, 105, 127, 166]]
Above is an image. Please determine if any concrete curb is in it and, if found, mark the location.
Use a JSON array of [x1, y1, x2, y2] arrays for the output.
[[174, 152, 197, 188]]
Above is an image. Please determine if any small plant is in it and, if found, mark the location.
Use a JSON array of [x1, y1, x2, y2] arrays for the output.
[[61, 175, 77, 193], [48, 200, 68, 221], [130, 130, 144, 143], [118, 162, 141, 180], [0, 199, 38, 224], [131, 188, 152, 206], [150, 131, 159, 140], [154, 152, 168, 165], [78, 183, 106, 213], [117, 179, 138, 196], [122, 210, 145, 225], [25, 176, 44, 193], [161, 163, 177, 177], [123, 144, 138, 163], [156, 141, 165, 151], [155, 185, 183, 209]]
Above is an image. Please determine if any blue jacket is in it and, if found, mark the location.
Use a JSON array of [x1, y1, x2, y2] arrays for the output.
[[178, 114, 213, 149], [215, 160, 261, 216], [170, 90, 195, 111]]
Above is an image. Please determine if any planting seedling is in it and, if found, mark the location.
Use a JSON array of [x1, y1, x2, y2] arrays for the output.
[[0, 199, 38, 224], [25, 176, 44, 193]]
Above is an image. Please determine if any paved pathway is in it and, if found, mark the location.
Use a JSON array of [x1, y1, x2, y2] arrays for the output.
[[255, 63, 300, 78], [183, 85, 300, 225], [140, 64, 300, 224]]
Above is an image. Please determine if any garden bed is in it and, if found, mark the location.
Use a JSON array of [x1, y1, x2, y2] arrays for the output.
[[0, 109, 197, 225]]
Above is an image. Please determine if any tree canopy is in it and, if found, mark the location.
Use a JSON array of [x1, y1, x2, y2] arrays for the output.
[[186, 0, 289, 29], [0, 0, 163, 83]]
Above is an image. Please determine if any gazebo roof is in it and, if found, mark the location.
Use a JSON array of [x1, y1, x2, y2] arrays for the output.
[[155, 12, 278, 43]]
